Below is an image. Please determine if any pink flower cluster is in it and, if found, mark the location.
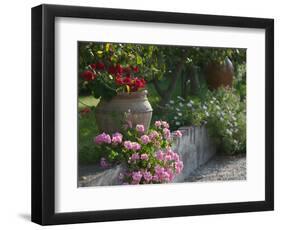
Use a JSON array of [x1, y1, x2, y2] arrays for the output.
[[140, 135, 150, 144], [155, 120, 170, 129], [95, 132, 123, 145], [124, 147, 183, 184], [124, 141, 141, 151], [94, 121, 184, 185], [94, 132, 111, 144], [174, 130, 182, 138], [112, 132, 123, 145], [149, 130, 159, 140], [136, 124, 145, 133], [163, 128, 171, 140]]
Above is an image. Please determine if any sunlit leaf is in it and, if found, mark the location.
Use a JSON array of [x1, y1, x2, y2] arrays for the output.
[[105, 43, 110, 52], [137, 55, 143, 65]]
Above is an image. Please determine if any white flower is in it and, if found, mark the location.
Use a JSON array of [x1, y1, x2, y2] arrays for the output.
[[175, 121, 181, 126], [179, 102, 184, 107], [203, 105, 207, 110], [205, 111, 209, 117], [174, 116, 178, 120], [177, 96, 185, 102], [226, 129, 232, 136], [189, 100, 194, 104], [175, 107, 180, 112], [178, 112, 182, 116], [210, 100, 214, 104], [216, 105, 220, 110], [169, 100, 175, 104], [187, 103, 192, 108]]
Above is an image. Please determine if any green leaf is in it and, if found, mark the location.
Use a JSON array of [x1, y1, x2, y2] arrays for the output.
[[105, 43, 110, 52], [136, 55, 143, 65]]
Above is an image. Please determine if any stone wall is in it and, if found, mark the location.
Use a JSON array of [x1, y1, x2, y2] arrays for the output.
[[173, 126, 216, 182], [79, 125, 216, 187]]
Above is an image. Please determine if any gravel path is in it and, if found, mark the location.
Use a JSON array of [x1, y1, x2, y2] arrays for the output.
[[185, 154, 246, 182]]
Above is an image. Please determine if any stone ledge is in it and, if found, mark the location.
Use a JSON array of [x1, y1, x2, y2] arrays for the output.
[[173, 125, 216, 182]]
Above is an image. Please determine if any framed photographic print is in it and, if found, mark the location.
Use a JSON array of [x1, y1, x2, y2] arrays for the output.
[[31, 4, 274, 225]]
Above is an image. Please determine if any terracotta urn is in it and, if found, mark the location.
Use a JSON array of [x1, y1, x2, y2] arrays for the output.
[[95, 90, 153, 133], [205, 57, 234, 90]]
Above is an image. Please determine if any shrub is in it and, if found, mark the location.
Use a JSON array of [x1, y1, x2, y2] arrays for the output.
[[164, 88, 246, 154]]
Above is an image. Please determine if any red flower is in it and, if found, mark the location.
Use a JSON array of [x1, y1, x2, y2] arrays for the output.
[[135, 78, 145, 89], [132, 66, 139, 73], [123, 75, 132, 85], [115, 74, 123, 85], [123, 66, 131, 74], [96, 62, 105, 70], [108, 65, 117, 75], [80, 70, 96, 81], [90, 63, 96, 69], [116, 64, 123, 74]]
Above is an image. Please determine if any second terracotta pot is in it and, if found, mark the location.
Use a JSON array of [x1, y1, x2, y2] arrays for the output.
[[205, 57, 234, 90]]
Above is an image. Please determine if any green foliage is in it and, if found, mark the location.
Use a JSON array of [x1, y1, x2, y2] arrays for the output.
[[79, 42, 166, 81], [78, 107, 100, 164], [164, 88, 246, 154], [206, 89, 246, 154], [233, 63, 246, 100], [187, 47, 246, 67]]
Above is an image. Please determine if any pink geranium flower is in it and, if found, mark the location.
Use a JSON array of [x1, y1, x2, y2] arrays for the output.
[[124, 141, 133, 150], [132, 171, 142, 183], [174, 130, 182, 138], [143, 171, 152, 182], [140, 153, 149, 161], [140, 135, 150, 144], [112, 132, 123, 144], [156, 150, 164, 160], [131, 142, 141, 151], [131, 153, 140, 161], [161, 121, 170, 129], [163, 128, 171, 140], [94, 133, 111, 144], [155, 120, 162, 128], [149, 130, 159, 140], [136, 124, 145, 133]]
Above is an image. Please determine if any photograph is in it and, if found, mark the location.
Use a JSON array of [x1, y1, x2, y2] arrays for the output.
[[30, 4, 274, 225], [77, 42, 247, 187]]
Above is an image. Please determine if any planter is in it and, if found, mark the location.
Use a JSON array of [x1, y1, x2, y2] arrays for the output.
[[205, 57, 234, 90], [95, 90, 153, 133]]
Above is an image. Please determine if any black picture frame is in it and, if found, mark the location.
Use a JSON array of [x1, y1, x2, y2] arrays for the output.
[[31, 4, 274, 225]]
